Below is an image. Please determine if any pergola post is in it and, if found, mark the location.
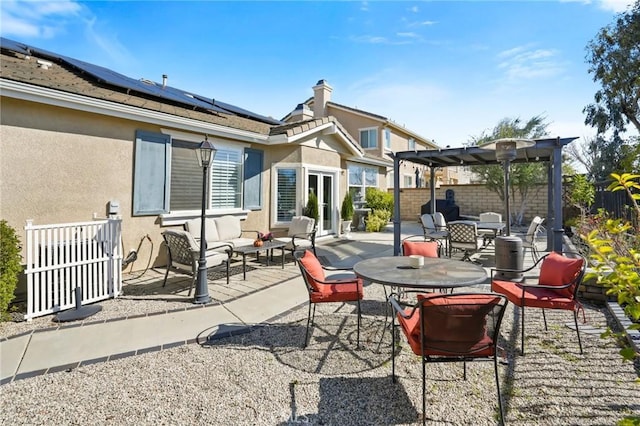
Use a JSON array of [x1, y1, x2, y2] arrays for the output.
[[552, 137, 564, 252], [546, 162, 554, 251], [393, 154, 401, 256]]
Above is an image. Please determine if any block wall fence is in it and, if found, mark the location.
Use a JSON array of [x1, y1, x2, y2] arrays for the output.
[[394, 184, 549, 224]]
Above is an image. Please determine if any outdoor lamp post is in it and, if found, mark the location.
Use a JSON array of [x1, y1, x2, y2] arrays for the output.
[[479, 138, 535, 236], [194, 136, 217, 304]]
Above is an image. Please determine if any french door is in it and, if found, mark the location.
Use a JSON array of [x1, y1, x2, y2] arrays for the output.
[[307, 172, 336, 236]]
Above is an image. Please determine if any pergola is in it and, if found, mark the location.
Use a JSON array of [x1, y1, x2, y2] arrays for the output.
[[391, 137, 579, 255]]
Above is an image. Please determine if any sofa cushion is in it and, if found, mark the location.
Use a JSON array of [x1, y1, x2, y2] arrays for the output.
[[185, 218, 219, 245], [215, 215, 243, 241], [225, 238, 256, 249], [288, 216, 315, 237]]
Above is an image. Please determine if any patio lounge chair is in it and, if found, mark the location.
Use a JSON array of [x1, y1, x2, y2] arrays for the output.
[[275, 216, 317, 256], [162, 229, 232, 293], [522, 216, 545, 263]]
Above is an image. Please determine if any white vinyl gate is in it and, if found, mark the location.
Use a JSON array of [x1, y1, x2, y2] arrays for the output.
[[23, 218, 123, 320]]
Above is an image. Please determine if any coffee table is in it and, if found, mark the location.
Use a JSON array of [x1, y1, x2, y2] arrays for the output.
[[233, 240, 287, 280]]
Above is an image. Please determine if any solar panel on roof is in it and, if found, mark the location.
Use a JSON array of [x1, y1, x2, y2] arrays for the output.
[[0, 37, 284, 125]]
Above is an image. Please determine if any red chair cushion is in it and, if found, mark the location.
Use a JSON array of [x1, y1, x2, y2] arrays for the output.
[[310, 278, 364, 303], [402, 240, 439, 258], [538, 252, 584, 298], [492, 279, 577, 310], [399, 294, 496, 356], [299, 250, 325, 291]]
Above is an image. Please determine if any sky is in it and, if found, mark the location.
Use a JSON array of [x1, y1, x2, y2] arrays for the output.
[[1, 0, 636, 149]]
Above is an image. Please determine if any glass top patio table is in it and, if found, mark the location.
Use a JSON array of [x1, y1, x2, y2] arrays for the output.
[[353, 256, 487, 289]]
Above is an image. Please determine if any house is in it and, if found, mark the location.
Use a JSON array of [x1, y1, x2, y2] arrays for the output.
[[283, 80, 471, 190], [0, 38, 387, 270]]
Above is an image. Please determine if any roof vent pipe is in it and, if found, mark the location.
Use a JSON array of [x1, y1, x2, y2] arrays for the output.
[[162, 74, 168, 89]]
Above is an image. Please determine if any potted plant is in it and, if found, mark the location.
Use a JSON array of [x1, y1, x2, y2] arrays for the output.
[[303, 191, 319, 225], [341, 191, 354, 237]]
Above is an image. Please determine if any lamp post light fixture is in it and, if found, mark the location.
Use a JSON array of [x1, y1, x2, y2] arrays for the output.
[[479, 138, 535, 236], [194, 135, 217, 304]]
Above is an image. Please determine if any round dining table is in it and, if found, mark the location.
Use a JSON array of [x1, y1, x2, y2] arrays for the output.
[[353, 256, 487, 290]]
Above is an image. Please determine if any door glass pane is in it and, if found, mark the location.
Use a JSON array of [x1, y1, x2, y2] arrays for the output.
[[323, 175, 332, 231]]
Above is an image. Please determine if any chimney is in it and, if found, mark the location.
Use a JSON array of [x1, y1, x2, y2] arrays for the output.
[[162, 74, 168, 89], [287, 103, 314, 122], [312, 79, 333, 118]]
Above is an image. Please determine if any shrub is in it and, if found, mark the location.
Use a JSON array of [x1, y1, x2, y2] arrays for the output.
[[581, 173, 639, 361], [0, 220, 21, 321], [303, 191, 319, 224], [366, 209, 391, 232], [340, 191, 354, 221], [365, 187, 393, 213]]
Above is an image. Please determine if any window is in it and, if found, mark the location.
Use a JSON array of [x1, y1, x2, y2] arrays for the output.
[[359, 128, 377, 149], [276, 168, 297, 222], [210, 147, 242, 209], [133, 130, 170, 215], [132, 130, 262, 216], [408, 138, 416, 151], [348, 164, 378, 203], [384, 129, 391, 150], [404, 175, 413, 187], [170, 140, 203, 211]]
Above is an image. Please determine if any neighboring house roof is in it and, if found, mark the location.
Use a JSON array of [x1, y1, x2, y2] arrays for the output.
[[306, 98, 439, 150]]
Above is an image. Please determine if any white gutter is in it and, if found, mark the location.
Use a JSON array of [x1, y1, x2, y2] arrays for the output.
[[0, 79, 269, 144]]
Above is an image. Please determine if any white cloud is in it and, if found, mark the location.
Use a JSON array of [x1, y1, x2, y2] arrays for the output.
[[597, 0, 634, 12], [0, 0, 133, 67], [408, 6, 419, 13], [0, 0, 82, 38], [497, 45, 566, 81]]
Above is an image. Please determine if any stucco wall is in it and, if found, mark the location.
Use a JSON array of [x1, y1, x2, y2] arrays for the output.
[[0, 98, 274, 271], [396, 184, 549, 224]]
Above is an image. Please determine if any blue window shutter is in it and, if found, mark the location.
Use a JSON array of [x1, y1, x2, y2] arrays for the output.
[[243, 148, 263, 210], [133, 130, 170, 215]]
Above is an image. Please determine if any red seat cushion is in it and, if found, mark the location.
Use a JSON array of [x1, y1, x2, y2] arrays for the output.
[[538, 252, 584, 298], [310, 278, 364, 303], [398, 294, 497, 356], [299, 250, 325, 291], [492, 279, 577, 310], [402, 240, 439, 258]]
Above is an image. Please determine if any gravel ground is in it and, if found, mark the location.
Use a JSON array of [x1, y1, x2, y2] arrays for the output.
[[1, 281, 639, 425]]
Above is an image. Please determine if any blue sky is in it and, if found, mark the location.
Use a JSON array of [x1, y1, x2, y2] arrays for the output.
[[1, 0, 635, 148]]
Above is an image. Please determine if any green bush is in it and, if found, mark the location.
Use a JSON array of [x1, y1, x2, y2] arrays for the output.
[[0, 220, 21, 321], [365, 187, 393, 212], [341, 191, 354, 221], [366, 209, 391, 232], [582, 173, 639, 361]]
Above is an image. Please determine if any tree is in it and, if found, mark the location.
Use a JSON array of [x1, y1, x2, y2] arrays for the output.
[[584, 1, 640, 137], [468, 115, 549, 226]]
